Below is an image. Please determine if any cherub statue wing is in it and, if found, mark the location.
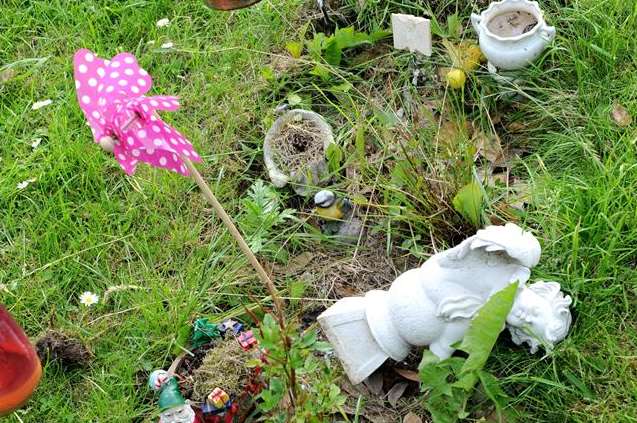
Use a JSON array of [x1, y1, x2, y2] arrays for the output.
[[436, 223, 541, 269], [436, 295, 484, 320], [473, 223, 541, 268]]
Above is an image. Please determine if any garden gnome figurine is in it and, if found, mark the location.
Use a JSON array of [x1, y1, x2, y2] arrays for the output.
[[149, 371, 201, 423], [318, 223, 573, 384]]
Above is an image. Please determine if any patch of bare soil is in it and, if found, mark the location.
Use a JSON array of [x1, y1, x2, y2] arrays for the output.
[[274, 232, 419, 300], [35, 331, 92, 369], [338, 364, 428, 423]]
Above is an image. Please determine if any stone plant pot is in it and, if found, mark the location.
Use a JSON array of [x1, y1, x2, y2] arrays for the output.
[[471, 0, 556, 71], [263, 109, 334, 196]]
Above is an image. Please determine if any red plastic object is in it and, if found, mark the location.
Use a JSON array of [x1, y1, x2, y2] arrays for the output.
[[204, 0, 262, 10], [236, 330, 257, 351], [0, 306, 41, 416]]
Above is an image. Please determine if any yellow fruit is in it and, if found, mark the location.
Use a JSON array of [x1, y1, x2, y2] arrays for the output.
[[462, 44, 484, 71], [446, 69, 466, 89]]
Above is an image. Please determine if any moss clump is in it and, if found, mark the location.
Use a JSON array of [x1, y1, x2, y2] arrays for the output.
[[191, 335, 253, 400]]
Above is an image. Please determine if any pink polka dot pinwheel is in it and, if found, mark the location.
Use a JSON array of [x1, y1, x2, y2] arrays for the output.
[[73, 49, 201, 176]]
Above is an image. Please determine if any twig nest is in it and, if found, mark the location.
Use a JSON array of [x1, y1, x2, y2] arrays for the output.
[[264, 109, 334, 196]]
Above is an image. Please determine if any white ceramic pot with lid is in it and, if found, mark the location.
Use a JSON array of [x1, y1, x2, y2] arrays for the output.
[[472, 0, 556, 71]]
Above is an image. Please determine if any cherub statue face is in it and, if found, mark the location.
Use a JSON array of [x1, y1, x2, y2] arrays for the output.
[[506, 281, 572, 353], [159, 404, 196, 423]]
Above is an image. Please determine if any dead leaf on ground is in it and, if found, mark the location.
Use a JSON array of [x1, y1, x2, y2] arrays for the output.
[[273, 251, 315, 275], [386, 382, 408, 407], [611, 103, 632, 127], [350, 44, 392, 66], [437, 66, 453, 81], [478, 166, 510, 188], [485, 410, 509, 422], [334, 282, 360, 298], [364, 371, 384, 396], [340, 372, 410, 423], [0, 68, 16, 84], [435, 119, 469, 154], [476, 166, 492, 186], [340, 402, 396, 423], [393, 367, 420, 382], [506, 121, 528, 133], [403, 412, 424, 423], [489, 113, 502, 125], [412, 100, 437, 129], [489, 211, 509, 226], [489, 177, 530, 224], [474, 130, 505, 165], [340, 376, 371, 397], [269, 54, 300, 77], [492, 171, 509, 185], [491, 200, 523, 224]]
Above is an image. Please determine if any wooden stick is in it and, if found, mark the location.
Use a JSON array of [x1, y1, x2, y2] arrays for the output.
[[182, 158, 285, 319]]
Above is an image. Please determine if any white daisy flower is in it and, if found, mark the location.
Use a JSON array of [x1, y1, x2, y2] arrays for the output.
[[161, 42, 174, 49], [31, 99, 52, 110], [31, 138, 42, 149], [79, 291, 99, 307], [16, 178, 36, 190], [156, 18, 170, 28]]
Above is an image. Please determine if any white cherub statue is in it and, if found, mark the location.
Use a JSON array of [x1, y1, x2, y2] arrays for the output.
[[318, 223, 573, 384]]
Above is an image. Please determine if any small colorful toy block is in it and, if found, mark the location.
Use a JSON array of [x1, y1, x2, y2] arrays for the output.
[[237, 330, 257, 351], [217, 319, 243, 335], [208, 388, 230, 409]]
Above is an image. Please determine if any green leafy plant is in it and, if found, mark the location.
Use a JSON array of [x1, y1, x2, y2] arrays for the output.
[[419, 282, 518, 423], [286, 41, 304, 59], [253, 313, 347, 422], [306, 26, 391, 69], [326, 143, 344, 173], [430, 12, 463, 40], [285, 22, 310, 59], [452, 181, 485, 228], [239, 180, 296, 256]]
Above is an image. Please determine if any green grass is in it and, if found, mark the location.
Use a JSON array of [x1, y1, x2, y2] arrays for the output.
[[2, 0, 637, 421], [1, 1, 302, 421], [492, 1, 637, 420]]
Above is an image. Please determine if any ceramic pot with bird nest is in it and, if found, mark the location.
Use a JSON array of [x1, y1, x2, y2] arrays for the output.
[[264, 109, 334, 196]]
